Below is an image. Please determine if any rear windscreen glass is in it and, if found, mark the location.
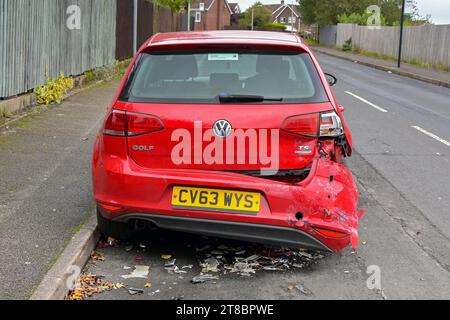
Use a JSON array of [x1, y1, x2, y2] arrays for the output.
[[120, 51, 329, 104]]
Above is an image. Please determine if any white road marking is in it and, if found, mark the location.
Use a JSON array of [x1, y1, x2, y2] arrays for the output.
[[345, 91, 388, 113], [412, 126, 450, 147]]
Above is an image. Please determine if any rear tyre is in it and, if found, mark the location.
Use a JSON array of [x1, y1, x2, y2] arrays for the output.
[[96, 209, 134, 241]]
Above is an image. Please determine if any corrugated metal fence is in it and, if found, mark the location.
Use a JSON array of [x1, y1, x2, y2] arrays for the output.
[[0, 0, 117, 98], [319, 25, 337, 46], [336, 23, 450, 68]]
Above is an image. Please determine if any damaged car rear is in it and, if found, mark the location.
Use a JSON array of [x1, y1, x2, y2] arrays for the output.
[[93, 31, 363, 253]]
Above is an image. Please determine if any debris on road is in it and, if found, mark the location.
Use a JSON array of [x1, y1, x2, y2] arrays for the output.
[[107, 237, 119, 247], [295, 284, 313, 296], [128, 288, 144, 295], [149, 289, 161, 296], [67, 274, 116, 300], [192, 245, 325, 281], [90, 251, 105, 262], [121, 265, 150, 279], [161, 254, 172, 260], [200, 258, 221, 273], [191, 274, 219, 284], [164, 259, 176, 268]]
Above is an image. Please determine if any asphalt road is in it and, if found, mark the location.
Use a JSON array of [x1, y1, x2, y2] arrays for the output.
[[83, 53, 450, 300], [1, 53, 450, 300]]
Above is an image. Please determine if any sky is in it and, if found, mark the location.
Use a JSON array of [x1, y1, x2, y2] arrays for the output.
[[235, 0, 450, 25]]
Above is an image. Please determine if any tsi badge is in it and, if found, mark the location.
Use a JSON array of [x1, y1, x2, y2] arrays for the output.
[[295, 145, 312, 155], [133, 145, 155, 152]]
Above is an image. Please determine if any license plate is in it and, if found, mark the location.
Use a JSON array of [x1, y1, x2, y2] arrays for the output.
[[172, 186, 261, 214]]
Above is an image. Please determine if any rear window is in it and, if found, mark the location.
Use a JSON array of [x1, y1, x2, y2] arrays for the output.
[[119, 51, 329, 104]]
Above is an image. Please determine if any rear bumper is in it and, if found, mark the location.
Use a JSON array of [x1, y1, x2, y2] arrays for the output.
[[113, 213, 332, 251], [93, 150, 362, 252]]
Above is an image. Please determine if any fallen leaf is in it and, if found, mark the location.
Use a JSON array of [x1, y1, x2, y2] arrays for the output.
[[161, 254, 172, 260]]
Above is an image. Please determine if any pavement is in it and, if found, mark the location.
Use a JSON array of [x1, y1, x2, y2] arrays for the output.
[[0, 80, 119, 299], [1, 53, 450, 300], [312, 46, 450, 88]]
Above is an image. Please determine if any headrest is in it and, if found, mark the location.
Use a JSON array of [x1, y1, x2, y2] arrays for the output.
[[150, 55, 198, 81], [256, 55, 284, 74], [210, 73, 239, 89]]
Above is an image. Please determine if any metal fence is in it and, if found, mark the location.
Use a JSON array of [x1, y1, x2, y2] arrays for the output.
[[336, 23, 450, 68], [319, 25, 337, 46], [0, 0, 117, 98]]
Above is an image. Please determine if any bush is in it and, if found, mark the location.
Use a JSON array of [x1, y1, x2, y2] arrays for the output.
[[265, 23, 287, 31], [342, 38, 352, 52], [34, 73, 74, 105]]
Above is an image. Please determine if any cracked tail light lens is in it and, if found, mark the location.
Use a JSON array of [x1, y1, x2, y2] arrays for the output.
[[320, 111, 344, 137], [281, 113, 320, 137], [103, 110, 164, 137]]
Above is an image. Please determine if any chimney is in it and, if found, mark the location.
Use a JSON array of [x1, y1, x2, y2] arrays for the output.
[[281, 0, 285, 5]]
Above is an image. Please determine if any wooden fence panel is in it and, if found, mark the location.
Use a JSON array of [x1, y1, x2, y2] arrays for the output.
[[0, 0, 117, 98], [336, 23, 450, 68]]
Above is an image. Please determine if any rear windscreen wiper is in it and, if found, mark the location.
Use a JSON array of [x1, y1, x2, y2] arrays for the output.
[[218, 94, 283, 103]]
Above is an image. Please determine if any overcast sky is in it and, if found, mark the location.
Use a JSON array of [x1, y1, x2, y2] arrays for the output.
[[235, 0, 450, 25]]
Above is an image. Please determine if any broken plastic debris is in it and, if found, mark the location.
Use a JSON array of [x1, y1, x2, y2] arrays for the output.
[[121, 265, 150, 279], [149, 289, 161, 296], [128, 288, 144, 295], [191, 244, 326, 281], [200, 258, 220, 273], [295, 284, 313, 296], [144, 283, 153, 288], [191, 274, 219, 284], [164, 259, 176, 267], [182, 265, 194, 270]]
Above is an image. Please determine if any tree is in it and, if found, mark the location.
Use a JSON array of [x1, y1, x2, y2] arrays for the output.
[[240, 2, 272, 29], [147, 0, 188, 12], [300, 0, 429, 26]]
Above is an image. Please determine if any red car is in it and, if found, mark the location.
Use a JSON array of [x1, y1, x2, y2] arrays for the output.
[[93, 31, 363, 253]]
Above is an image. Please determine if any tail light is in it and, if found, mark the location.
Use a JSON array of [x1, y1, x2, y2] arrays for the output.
[[103, 110, 164, 137], [320, 112, 343, 137], [281, 113, 319, 137], [281, 111, 343, 137]]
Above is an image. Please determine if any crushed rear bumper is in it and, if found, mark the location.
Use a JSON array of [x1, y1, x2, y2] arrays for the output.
[[94, 153, 363, 252]]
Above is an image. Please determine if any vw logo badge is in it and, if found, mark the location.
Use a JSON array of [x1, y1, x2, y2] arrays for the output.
[[213, 120, 232, 139]]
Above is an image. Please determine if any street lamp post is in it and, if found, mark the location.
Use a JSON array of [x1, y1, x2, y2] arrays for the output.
[[133, 0, 138, 54], [290, 0, 294, 33], [187, 1, 191, 31], [397, 0, 406, 68], [251, 7, 254, 31]]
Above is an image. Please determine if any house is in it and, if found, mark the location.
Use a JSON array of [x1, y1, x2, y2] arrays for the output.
[[228, 2, 241, 25], [264, 0, 301, 32], [228, 3, 241, 15], [189, 0, 233, 31]]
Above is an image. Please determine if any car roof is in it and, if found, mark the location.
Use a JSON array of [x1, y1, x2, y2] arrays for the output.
[[147, 31, 306, 49]]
